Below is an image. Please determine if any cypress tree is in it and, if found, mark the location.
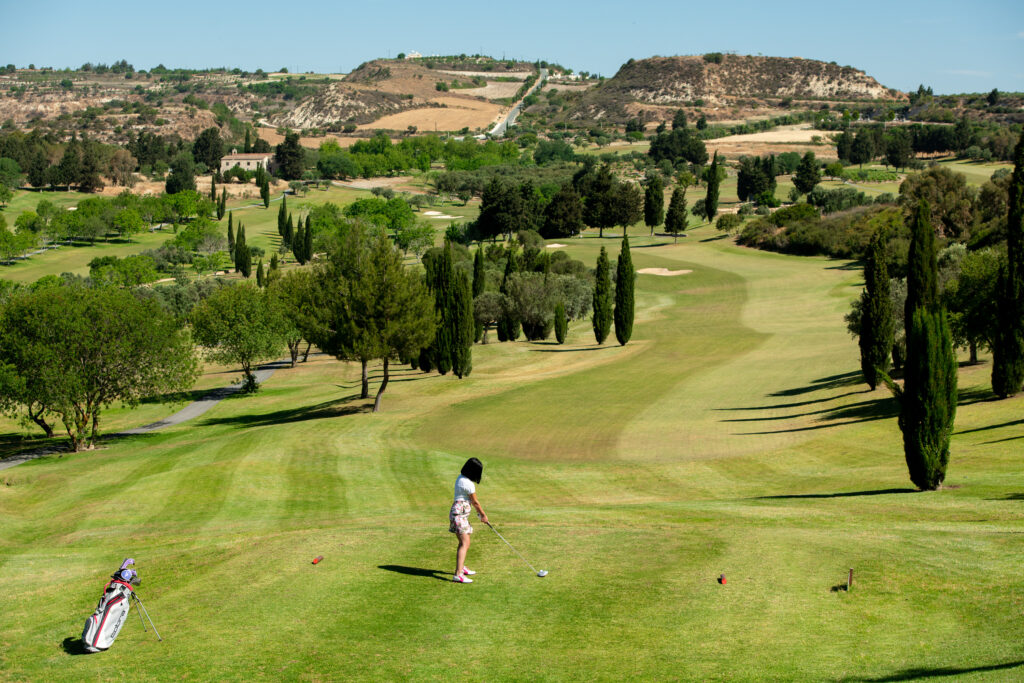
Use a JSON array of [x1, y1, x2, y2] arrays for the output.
[[304, 218, 313, 262], [664, 186, 688, 243], [704, 152, 720, 222], [554, 300, 568, 344], [244, 128, 252, 153], [452, 269, 474, 378], [209, 174, 216, 201], [269, 253, 279, 272], [293, 225, 306, 265], [260, 177, 270, 208], [498, 252, 520, 342], [472, 247, 485, 342], [614, 235, 635, 346], [227, 216, 235, 254], [256, 259, 265, 287], [218, 188, 227, 220], [643, 175, 665, 236], [278, 196, 287, 236], [898, 199, 957, 490], [905, 200, 938, 322], [592, 246, 613, 344], [859, 230, 893, 389], [284, 213, 294, 248], [239, 245, 252, 278], [991, 133, 1024, 397], [429, 243, 457, 374]]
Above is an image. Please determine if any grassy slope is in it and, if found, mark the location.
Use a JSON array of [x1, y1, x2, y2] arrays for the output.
[[0, 222, 1021, 681]]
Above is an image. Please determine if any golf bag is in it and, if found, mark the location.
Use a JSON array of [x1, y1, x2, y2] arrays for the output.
[[81, 559, 140, 653]]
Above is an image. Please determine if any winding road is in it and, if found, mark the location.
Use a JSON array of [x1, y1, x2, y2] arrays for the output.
[[489, 68, 547, 137]]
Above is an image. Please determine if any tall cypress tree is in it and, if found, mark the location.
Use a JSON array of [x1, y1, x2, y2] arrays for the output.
[[704, 152, 720, 222], [991, 133, 1024, 397], [210, 174, 216, 201], [256, 259, 265, 287], [592, 246, 613, 344], [472, 247, 485, 342], [293, 224, 305, 264], [643, 175, 665, 236], [859, 229, 893, 389], [898, 199, 957, 490], [243, 128, 252, 154], [428, 243, 457, 374], [278, 195, 287, 236], [260, 177, 270, 208], [227, 214, 235, 254], [304, 218, 313, 262], [498, 252, 521, 342], [614, 236, 635, 346], [284, 213, 294, 248], [218, 188, 227, 220], [452, 269, 474, 378]]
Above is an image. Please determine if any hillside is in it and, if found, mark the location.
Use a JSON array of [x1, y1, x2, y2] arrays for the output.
[[559, 54, 905, 126], [268, 57, 537, 133]]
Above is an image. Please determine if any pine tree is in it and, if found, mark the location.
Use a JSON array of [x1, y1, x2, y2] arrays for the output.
[[704, 152, 720, 222], [643, 175, 665, 235], [859, 230, 893, 389], [472, 247, 485, 342], [793, 151, 821, 196], [614, 235, 635, 346], [991, 133, 1024, 397], [664, 186, 688, 243], [897, 199, 957, 490], [278, 196, 287, 236], [554, 300, 568, 344], [592, 246, 613, 344]]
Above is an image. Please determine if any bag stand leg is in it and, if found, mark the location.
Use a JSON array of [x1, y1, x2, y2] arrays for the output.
[[131, 593, 163, 642]]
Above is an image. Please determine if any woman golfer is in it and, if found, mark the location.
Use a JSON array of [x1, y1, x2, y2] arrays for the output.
[[450, 457, 487, 583]]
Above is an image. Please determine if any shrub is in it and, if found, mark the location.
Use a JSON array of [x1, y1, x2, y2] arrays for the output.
[[716, 214, 742, 233]]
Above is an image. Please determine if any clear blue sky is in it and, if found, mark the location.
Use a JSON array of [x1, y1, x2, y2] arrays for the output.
[[5, 0, 1022, 94]]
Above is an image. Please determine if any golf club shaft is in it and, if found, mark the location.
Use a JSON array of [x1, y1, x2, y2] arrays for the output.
[[486, 522, 539, 573]]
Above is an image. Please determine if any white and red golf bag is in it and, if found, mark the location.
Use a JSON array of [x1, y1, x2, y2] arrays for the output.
[[81, 559, 139, 653]]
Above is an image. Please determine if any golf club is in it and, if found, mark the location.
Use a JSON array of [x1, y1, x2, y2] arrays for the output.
[[486, 522, 547, 577]]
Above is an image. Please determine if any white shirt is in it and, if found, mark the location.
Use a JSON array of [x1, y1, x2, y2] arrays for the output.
[[453, 475, 476, 502]]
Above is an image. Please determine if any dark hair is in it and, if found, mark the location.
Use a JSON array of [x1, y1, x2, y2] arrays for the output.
[[460, 457, 483, 484]]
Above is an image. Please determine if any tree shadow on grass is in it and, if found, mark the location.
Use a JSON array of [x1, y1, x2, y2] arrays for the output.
[[200, 396, 370, 429], [632, 241, 674, 248], [716, 390, 865, 412], [756, 487, 917, 500], [851, 659, 1024, 681], [825, 259, 863, 271], [530, 346, 611, 353], [955, 417, 1024, 437], [378, 565, 451, 582], [736, 395, 899, 435], [60, 637, 88, 655], [769, 371, 862, 397], [699, 234, 731, 243]]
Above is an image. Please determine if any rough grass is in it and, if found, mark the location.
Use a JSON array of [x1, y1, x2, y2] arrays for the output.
[[0, 218, 1022, 682]]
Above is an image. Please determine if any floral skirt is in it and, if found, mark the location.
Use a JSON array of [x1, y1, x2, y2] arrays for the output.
[[449, 500, 473, 535]]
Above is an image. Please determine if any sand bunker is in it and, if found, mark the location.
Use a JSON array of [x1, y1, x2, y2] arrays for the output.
[[546, 243, 567, 248], [638, 268, 692, 276], [423, 210, 442, 215]]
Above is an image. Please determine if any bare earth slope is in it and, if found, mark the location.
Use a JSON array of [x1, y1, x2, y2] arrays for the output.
[[567, 54, 904, 124]]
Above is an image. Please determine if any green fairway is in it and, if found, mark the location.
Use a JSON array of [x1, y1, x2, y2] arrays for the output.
[[0, 223, 1022, 681]]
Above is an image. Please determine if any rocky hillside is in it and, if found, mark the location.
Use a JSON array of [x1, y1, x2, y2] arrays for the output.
[[563, 54, 904, 124]]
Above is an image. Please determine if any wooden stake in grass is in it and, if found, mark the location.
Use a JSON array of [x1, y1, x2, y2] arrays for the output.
[[848, 568, 853, 591]]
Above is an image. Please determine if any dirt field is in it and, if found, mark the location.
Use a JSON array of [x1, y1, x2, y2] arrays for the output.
[[358, 97, 503, 133], [437, 70, 529, 80], [96, 175, 284, 200], [459, 81, 523, 99], [257, 128, 400, 150], [705, 125, 837, 160]]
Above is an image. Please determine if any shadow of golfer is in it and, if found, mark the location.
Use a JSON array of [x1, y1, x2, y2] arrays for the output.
[[378, 565, 451, 582], [61, 637, 88, 655]]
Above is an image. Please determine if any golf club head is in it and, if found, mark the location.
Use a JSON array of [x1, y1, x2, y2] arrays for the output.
[[537, 570, 548, 577], [120, 558, 135, 570]]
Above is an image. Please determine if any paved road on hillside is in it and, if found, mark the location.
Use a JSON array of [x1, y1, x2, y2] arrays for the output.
[[0, 360, 288, 471], [490, 68, 547, 137]]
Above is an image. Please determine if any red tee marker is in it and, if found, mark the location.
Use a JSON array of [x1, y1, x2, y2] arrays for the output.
[[312, 556, 324, 565], [718, 574, 726, 585]]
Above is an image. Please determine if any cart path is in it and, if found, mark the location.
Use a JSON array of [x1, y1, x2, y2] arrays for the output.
[[0, 360, 289, 471]]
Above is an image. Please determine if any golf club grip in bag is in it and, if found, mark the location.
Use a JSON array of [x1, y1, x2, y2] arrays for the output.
[[81, 580, 133, 653]]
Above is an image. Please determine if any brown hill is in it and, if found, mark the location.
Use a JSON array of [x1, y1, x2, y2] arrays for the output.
[[562, 55, 904, 125]]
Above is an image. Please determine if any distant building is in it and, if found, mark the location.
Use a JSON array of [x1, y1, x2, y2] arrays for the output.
[[404, 51, 422, 60], [220, 150, 276, 174]]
